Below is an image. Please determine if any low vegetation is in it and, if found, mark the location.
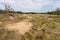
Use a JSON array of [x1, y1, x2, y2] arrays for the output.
[[0, 8, 60, 40]]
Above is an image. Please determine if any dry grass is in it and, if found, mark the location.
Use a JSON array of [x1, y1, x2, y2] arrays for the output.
[[0, 13, 60, 40]]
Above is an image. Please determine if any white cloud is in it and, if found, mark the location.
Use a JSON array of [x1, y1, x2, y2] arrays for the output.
[[0, 0, 15, 4], [54, 1, 60, 8], [0, 0, 60, 12], [12, 0, 51, 12]]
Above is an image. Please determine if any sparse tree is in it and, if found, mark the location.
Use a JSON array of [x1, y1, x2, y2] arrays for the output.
[[1, 2, 13, 13], [55, 8, 60, 12], [4, 4, 11, 11], [53, 8, 60, 17]]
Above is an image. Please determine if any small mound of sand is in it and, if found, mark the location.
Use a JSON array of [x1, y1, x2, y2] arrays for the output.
[[5, 21, 33, 35]]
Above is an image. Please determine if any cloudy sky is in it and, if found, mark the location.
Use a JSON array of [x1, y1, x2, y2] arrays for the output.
[[0, 0, 60, 12]]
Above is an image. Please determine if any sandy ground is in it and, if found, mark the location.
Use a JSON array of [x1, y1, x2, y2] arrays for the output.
[[5, 16, 33, 35]]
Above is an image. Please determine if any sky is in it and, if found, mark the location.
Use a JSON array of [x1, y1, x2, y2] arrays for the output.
[[0, 0, 60, 12]]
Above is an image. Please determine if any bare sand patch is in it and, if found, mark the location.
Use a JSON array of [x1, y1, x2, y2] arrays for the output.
[[5, 21, 33, 35]]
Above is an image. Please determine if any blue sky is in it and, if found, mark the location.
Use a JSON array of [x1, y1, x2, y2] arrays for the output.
[[0, 0, 60, 12]]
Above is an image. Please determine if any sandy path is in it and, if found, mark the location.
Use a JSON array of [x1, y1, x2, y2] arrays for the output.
[[5, 16, 33, 35]]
